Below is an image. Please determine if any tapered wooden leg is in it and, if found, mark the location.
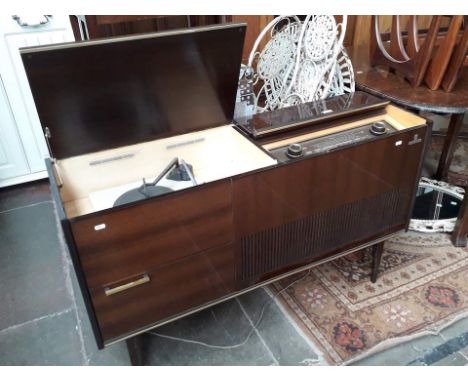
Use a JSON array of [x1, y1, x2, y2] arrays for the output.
[[126, 335, 144, 366], [451, 188, 467, 247], [435, 113, 464, 181], [371, 241, 385, 283]]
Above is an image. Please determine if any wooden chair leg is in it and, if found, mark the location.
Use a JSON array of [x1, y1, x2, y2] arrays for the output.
[[435, 113, 464, 181], [451, 188, 467, 247], [126, 335, 144, 366], [371, 241, 385, 283]]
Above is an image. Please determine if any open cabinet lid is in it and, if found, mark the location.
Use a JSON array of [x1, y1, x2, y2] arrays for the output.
[[20, 23, 246, 159]]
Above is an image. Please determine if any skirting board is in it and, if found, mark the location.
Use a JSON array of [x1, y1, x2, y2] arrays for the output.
[[0, 170, 47, 188]]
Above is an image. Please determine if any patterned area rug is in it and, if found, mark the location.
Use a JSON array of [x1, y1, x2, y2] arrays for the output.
[[271, 232, 468, 365], [426, 136, 468, 186]]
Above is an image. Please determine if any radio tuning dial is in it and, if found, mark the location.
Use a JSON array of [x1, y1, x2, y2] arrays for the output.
[[287, 143, 303, 158], [370, 121, 387, 135]]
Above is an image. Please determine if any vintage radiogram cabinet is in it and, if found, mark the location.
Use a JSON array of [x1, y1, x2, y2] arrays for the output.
[[21, 23, 430, 350]]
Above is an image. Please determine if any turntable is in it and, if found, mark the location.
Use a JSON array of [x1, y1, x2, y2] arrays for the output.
[[89, 157, 197, 211]]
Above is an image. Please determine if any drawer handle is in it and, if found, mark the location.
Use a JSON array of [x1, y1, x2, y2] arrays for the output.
[[104, 274, 150, 296]]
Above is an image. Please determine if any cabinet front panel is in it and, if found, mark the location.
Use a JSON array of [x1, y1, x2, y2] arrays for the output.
[[234, 127, 426, 282], [71, 180, 233, 288], [91, 243, 235, 343]]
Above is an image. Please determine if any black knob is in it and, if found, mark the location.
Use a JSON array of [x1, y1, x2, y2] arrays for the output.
[[287, 143, 303, 158], [370, 121, 387, 135]]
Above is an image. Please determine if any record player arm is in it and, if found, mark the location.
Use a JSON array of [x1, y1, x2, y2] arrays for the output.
[[140, 157, 179, 191]]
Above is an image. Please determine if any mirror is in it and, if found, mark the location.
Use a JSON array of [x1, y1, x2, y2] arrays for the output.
[[410, 177, 465, 233]]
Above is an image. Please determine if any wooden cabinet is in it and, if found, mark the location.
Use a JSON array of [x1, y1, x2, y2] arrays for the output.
[[22, 25, 429, 348], [50, 116, 427, 347]]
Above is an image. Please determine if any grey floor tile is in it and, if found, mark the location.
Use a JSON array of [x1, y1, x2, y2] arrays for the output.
[[438, 317, 468, 340], [142, 297, 276, 365], [0, 309, 83, 365], [0, 203, 73, 330], [142, 332, 275, 366], [87, 341, 130, 366], [350, 333, 446, 366], [155, 299, 253, 341], [407, 331, 468, 366], [237, 287, 322, 365], [0, 180, 51, 212], [460, 344, 468, 359], [432, 352, 468, 366]]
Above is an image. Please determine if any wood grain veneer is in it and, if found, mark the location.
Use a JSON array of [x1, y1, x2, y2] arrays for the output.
[[71, 180, 233, 288], [46, 102, 429, 347], [442, 25, 468, 92], [235, 126, 427, 285], [90, 243, 235, 342], [425, 16, 464, 90]]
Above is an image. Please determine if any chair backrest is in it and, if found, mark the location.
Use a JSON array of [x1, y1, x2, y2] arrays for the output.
[[370, 15, 467, 91], [245, 15, 354, 113]]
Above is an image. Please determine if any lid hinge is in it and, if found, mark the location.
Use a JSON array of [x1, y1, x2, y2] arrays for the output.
[[44, 127, 56, 162], [44, 127, 63, 187]]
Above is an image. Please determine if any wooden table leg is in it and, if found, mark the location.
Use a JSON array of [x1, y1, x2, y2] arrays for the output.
[[126, 335, 144, 366], [371, 241, 385, 283], [451, 187, 467, 247], [435, 113, 464, 181]]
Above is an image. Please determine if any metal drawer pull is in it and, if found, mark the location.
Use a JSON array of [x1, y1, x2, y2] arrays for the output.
[[104, 274, 150, 296]]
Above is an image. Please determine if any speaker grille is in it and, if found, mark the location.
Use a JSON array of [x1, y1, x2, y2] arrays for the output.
[[240, 189, 408, 280]]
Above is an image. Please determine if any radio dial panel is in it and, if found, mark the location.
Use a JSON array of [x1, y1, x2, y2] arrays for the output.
[[268, 121, 397, 162]]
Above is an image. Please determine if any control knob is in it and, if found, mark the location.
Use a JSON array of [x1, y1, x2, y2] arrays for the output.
[[370, 121, 387, 135], [286, 143, 303, 158]]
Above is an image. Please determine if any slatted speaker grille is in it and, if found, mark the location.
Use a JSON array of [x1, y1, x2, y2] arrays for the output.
[[240, 189, 408, 280]]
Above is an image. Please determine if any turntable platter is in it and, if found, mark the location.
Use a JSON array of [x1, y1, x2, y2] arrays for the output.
[[113, 185, 173, 207]]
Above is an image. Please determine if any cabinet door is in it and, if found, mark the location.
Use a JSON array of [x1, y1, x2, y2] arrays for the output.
[[0, 76, 29, 181], [0, 15, 74, 184]]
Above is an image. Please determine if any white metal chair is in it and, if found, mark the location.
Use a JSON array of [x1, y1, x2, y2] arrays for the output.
[[244, 15, 355, 113]]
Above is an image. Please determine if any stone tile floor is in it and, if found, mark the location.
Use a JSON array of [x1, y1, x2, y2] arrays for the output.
[[0, 180, 467, 366]]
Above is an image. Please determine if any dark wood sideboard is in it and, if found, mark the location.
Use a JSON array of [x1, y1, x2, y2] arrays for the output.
[[46, 114, 429, 348], [20, 25, 430, 362]]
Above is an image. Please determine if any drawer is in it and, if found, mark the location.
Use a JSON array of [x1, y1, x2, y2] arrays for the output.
[[90, 243, 235, 343], [70, 180, 233, 288]]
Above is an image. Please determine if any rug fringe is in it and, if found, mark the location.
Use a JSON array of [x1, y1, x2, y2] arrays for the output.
[[340, 309, 468, 365]]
